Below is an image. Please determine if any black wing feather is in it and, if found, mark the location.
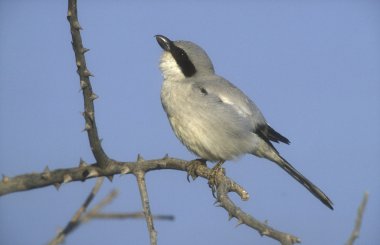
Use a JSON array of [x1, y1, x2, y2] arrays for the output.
[[267, 125, 290, 144], [255, 124, 290, 145]]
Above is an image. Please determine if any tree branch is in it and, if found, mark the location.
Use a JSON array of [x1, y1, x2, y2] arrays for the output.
[[215, 172, 299, 245], [82, 188, 119, 221], [0, 158, 300, 244], [80, 189, 173, 224], [135, 163, 157, 245], [48, 177, 104, 245], [197, 162, 300, 245], [48, 180, 173, 245], [345, 192, 369, 245], [0, 157, 186, 196], [87, 212, 174, 221], [67, 0, 109, 168]]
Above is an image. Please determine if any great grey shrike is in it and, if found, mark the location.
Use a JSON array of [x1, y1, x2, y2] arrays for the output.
[[155, 34, 333, 210]]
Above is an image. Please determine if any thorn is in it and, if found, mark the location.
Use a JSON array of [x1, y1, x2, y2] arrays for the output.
[[120, 166, 130, 175], [261, 228, 270, 236], [41, 166, 51, 180], [87, 111, 94, 121], [81, 48, 90, 54], [54, 182, 62, 190], [235, 219, 244, 228], [67, 10, 72, 18], [86, 169, 98, 178], [2, 175, 9, 184], [89, 93, 98, 100], [80, 80, 88, 89], [137, 154, 144, 162], [79, 158, 88, 168], [72, 21, 82, 30], [82, 111, 94, 121], [63, 174, 72, 183], [83, 69, 93, 77], [83, 123, 91, 131], [76, 60, 81, 67], [162, 153, 169, 159], [106, 175, 114, 182]]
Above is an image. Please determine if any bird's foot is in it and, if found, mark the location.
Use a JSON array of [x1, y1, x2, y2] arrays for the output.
[[187, 159, 207, 182], [208, 163, 226, 198]]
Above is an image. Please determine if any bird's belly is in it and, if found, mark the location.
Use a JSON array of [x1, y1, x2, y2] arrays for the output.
[[168, 114, 253, 161]]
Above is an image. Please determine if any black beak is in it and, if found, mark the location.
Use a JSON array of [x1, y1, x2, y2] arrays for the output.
[[155, 34, 173, 51]]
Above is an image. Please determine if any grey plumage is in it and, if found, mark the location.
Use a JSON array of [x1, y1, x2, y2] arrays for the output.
[[155, 34, 333, 210]]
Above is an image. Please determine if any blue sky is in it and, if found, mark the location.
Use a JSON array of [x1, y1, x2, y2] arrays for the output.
[[0, 1, 379, 245]]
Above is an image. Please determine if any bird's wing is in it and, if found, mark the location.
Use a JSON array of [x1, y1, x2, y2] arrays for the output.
[[256, 124, 290, 145], [192, 76, 266, 125], [192, 76, 290, 145]]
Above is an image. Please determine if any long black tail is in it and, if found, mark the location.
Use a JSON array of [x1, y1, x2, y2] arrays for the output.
[[276, 156, 334, 210]]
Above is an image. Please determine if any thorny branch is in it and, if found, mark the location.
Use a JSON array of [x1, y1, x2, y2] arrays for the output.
[[66, 1, 160, 244], [0, 0, 306, 244], [214, 170, 300, 245], [0, 158, 300, 244], [345, 192, 369, 245], [67, 0, 109, 169]]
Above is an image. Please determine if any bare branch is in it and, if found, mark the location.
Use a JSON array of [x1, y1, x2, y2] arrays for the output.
[[80, 189, 119, 223], [88, 212, 174, 221], [135, 169, 157, 245], [82, 190, 173, 222], [80, 189, 174, 223], [48, 177, 104, 245], [67, 0, 109, 168], [345, 192, 369, 245], [48, 182, 173, 245]]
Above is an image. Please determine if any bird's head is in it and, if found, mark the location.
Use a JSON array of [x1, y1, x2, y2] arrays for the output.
[[155, 35, 214, 81]]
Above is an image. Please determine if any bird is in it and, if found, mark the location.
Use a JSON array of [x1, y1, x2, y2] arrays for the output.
[[155, 34, 333, 210]]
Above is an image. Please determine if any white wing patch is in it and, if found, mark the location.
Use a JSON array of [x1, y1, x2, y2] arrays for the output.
[[218, 94, 252, 117]]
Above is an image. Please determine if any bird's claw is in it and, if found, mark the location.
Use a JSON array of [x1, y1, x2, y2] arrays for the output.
[[208, 166, 225, 198], [187, 159, 207, 182]]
